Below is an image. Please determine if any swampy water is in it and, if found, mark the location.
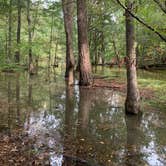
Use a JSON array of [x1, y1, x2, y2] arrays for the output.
[[0, 67, 166, 166]]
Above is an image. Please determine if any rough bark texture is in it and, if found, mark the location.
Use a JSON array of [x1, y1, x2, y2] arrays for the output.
[[62, 0, 75, 85], [77, 0, 92, 86], [15, 0, 21, 63], [125, 0, 140, 114]]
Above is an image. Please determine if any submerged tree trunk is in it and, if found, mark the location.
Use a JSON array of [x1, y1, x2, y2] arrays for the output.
[[8, 0, 12, 62], [15, 0, 21, 63], [62, 0, 75, 86], [125, 0, 140, 114], [27, 0, 34, 74], [77, 0, 92, 86]]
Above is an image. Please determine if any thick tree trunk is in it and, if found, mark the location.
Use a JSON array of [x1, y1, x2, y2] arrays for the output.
[[8, 0, 12, 62], [77, 0, 92, 86], [125, 0, 140, 114], [62, 0, 75, 85], [27, 0, 34, 74], [15, 0, 21, 63]]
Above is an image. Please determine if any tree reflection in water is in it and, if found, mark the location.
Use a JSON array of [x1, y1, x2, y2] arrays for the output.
[[125, 113, 146, 166], [0, 71, 166, 166]]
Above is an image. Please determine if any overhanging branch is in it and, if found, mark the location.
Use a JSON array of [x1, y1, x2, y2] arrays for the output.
[[116, 0, 166, 42], [153, 0, 166, 14]]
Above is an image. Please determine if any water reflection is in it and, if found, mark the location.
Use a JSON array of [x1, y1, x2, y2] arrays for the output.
[[63, 83, 75, 166], [16, 73, 20, 125], [7, 74, 12, 136], [0, 69, 165, 166], [125, 114, 146, 166]]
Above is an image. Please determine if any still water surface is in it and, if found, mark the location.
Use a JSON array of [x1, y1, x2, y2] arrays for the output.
[[0, 67, 165, 166]]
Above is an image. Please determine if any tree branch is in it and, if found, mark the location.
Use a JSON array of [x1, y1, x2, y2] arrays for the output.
[[153, 0, 166, 14], [116, 0, 166, 42]]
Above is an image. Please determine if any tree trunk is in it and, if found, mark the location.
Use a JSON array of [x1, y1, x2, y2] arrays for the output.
[[8, 0, 12, 62], [125, 0, 140, 114], [15, 0, 21, 63], [54, 40, 58, 67], [77, 0, 92, 86], [27, 0, 34, 74], [112, 39, 120, 66], [48, 14, 54, 68], [5, 16, 8, 61], [62, 0, 75, 86]]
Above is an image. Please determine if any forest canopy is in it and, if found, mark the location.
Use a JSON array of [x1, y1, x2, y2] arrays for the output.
[[0, 0, 165, 68]]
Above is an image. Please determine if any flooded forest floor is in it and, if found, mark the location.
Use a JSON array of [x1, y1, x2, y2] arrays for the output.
[[0, 66, 166, 166]]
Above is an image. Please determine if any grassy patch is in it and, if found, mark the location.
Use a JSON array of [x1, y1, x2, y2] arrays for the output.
[[0, 63, 27, 72]]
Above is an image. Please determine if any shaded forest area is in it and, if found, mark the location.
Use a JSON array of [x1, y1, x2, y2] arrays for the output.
[[0, 0, 166, 112], [0, 0, 166, 165], [0, 0, 166, 70]]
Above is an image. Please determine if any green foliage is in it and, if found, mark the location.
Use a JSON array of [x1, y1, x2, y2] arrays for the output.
[[0, 0, 165, 67]]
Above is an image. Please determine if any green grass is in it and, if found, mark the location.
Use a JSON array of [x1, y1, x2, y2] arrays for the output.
[[0, 63, 26, 72], [93, 67, 166, 111]]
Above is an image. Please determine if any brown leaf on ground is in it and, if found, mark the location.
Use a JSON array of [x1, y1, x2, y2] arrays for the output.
[[93, 78, 126, 92]]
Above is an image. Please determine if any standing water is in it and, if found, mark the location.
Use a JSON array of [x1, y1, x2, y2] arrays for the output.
[[0, 67, 166, 166]]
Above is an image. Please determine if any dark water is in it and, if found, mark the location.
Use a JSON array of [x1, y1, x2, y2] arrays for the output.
[[0, 67, 166, 166]]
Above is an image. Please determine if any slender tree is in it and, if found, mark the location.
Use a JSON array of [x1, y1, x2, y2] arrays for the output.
[[48, 13, 54, 67], [62, 0, 75, 85], [27, 0, 34, 74], [15, 0, 21, 63], [8, 0, 12, 62], [125, 0, 140, 114], [77, 0, 92, 86]]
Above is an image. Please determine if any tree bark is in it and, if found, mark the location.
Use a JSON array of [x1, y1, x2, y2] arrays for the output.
[[62, 0, 75, 86], [15, 0, 21, 63], [77, 0, 92, 86], [125, 0, 140, 114]]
